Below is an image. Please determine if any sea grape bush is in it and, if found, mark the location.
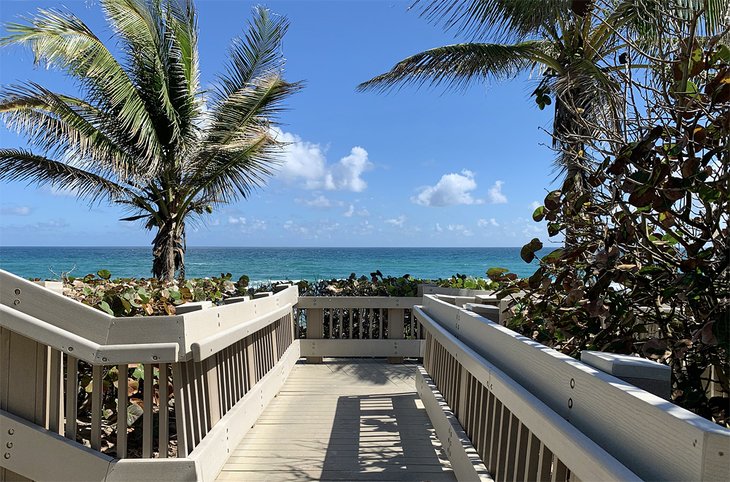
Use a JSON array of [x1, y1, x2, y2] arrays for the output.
[[52, 269, 503, 316], [500, 13, 729, 425], [57, 270, 249, 316]]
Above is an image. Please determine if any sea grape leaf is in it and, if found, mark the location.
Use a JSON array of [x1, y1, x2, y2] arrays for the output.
[[532, 206, 545, 222], [521, 238, 543, 263]]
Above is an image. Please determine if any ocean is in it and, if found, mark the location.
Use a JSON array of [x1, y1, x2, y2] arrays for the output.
[[0, 246, 541, 282]]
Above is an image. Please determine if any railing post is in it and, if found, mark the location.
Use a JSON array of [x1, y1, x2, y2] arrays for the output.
[[306, 308, 323, 364], [387, 308, 405, 364]]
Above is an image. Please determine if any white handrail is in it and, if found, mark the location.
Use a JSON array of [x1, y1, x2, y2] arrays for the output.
[[191, 304, 292, 361], [0, 303, 179, 364], [415, 305, 642, 482]]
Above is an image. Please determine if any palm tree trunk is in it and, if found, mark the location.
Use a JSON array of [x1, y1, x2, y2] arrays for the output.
[[152, 218, 184, 281]]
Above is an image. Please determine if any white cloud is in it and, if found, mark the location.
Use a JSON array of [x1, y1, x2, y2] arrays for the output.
[[283, 220, 309, 236], [435, 223, 443, 233], [487, 180, 508, 204], [343, 204, 369, 218], [273, 128, 373, 192], [385, 215, 406, 228], [302, 195, 333, 208], [448, 224, 474, 236], [249, 219, 267, 231], [530, 200, 541, 211], [478, 218, 499, 228], [0, 205, 31, 216], [412, 170, 483, 207], [228, 216, 246, 225]]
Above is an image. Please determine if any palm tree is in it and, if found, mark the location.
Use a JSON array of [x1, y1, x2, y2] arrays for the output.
[[358, 0, 726, 189], [0, 0, 300, 281]]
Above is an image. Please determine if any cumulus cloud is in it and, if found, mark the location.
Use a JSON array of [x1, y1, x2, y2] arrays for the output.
[[530, 200, 541, 211], [273, 128, 373, 192], [448, 224, 474, 236], [0, 205, 31, 216], [487, 180, 508, 204], [343, 204, 369, 218], [228, 216, 246, 225], [385, 215, 406, 228], [478, 218, 499, 228], [412, 170, 483, 207], [302, 195, 332, 208], [435, 223, 443, 233]]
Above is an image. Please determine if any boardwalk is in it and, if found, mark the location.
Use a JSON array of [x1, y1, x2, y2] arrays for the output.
[[217, 359, 457, 481]]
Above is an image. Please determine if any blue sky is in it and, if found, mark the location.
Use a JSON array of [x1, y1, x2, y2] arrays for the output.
[[0, 0, 558, 247]]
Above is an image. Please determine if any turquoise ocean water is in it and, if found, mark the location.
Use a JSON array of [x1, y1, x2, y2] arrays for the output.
[[0, 246, 540, 282]]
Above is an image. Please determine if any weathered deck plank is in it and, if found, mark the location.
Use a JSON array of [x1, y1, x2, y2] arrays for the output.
[[217, 359, 456, 481]]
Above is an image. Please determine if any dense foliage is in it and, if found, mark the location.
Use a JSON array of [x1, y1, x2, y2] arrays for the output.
[[51, 269, 502, 316], [501, 5, 729, 425]]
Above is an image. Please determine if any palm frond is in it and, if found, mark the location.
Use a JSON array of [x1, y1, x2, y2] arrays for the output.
[[413, 0, 573, 41], [0, 148, 136, 204], [0, 83, 145, 180], [185, 131, 278, 210], [102, 0, 186, 151], [1, 7, 164, 169], [203, 75, 302, 150], [358, 41, 554, 92], [212, 6, 291, 103]]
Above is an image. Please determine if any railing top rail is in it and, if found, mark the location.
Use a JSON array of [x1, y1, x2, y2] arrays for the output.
[[0, 269, 298, 362], [420, 294, 730, 482]]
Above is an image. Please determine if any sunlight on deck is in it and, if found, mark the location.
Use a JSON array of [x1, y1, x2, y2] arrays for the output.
[[217, 359, 456, 481]]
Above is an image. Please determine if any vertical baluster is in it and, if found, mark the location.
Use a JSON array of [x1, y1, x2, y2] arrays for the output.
[[537, 444, 553, 481], [363, 308, 369, 339], [185, 362, 201, 447], [348, 309, 353, 339], [233, 343, 243, 402], [159, 363, 169, 458], [142, 363, 153, 457], [171, 363, 189, 457], [514, 424, 529, 482], [552, 458, 568, 482], [90, 364, 103, 451], [524, 433, 540, 482], [117, 364, 128, 459], [377, 309, 383, 339], [217, 350, 228, 414], [64, 355, 78, 440], [246, 335, 257, 386], [333, 309, 339, 339], [505, 413, 519, 481], [489, 399, 502, 475], [47, 348, 63, 434], [195, 361, 209, 436]]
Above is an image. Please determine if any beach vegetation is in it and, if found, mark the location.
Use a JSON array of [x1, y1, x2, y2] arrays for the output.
[[0, 0, 300, 281], [503, 5, 729, 425]]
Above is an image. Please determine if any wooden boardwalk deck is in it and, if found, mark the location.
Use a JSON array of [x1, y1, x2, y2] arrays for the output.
[[217, 359, 457, 481]]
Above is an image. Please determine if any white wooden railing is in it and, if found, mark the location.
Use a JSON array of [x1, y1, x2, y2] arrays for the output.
[[0, 270, 299, 481], [415, 294, 730, 482], [295, 296, 424, 360]]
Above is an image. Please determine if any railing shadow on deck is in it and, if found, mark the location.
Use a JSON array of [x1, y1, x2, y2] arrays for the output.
[[324, 359, 419, 387], [318, 393, 453, 481]]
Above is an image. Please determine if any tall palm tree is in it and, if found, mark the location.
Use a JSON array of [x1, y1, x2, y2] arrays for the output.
[[0, 0, 300, 281], [359, 0, 728, 191]]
